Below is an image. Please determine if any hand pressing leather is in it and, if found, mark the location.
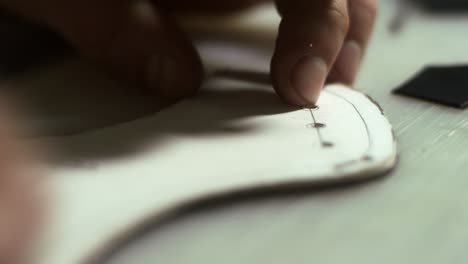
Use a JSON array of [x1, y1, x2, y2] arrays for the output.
[[0, 1, 376, 261], [0, 0, 376, 106]]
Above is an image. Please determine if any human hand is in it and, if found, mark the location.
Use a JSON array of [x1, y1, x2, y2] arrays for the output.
[[272, 0, 376, 105], [0, 100, 43, 264], [0, 0, 376, 105]]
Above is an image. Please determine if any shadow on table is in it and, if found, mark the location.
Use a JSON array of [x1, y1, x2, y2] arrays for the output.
[[47, 83, 295, 167]]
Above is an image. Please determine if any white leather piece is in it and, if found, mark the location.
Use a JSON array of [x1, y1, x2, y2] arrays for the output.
[[37, 83, 397, 264]]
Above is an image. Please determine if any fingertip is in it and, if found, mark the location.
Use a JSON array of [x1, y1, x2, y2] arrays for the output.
[[328, 40, 362, 85], [327, 0, 377, 86], [290, 55, 327, 105], [271, 56, 312, 107]]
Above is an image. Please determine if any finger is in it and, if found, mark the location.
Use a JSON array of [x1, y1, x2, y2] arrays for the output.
[[0, 99, 43, 264], [0, 163, 43, 264], [272, 0, 350, 106], [328, 0, 377, 85], [20, 0, 204, 100]]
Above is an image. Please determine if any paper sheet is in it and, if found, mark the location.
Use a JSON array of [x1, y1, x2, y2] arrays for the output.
[[37, 81, 397, 264]]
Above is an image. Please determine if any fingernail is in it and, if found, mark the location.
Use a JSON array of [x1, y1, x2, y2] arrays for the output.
[[290, 56, 327, 105], [147, 54, 179, 97], [334, 41, 362, 84]]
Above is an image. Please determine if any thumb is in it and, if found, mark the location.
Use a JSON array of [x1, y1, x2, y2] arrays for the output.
[[5, 0, 204, 99]]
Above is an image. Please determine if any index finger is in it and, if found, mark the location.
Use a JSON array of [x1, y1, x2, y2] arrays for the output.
[[271, 0, 350, 106]]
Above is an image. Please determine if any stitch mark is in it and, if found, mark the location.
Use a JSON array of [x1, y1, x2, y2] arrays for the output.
[[307, 123, 326, 129], [324, 89, 374, 168], [307, 108, 333, 148]]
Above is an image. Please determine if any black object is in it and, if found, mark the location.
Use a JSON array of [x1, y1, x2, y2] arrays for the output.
[[412, 0, 468, 12], [393, 65, 468, 109]]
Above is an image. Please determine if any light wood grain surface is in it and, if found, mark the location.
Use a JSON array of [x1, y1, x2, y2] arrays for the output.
[[97, 1, 468, 264]]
